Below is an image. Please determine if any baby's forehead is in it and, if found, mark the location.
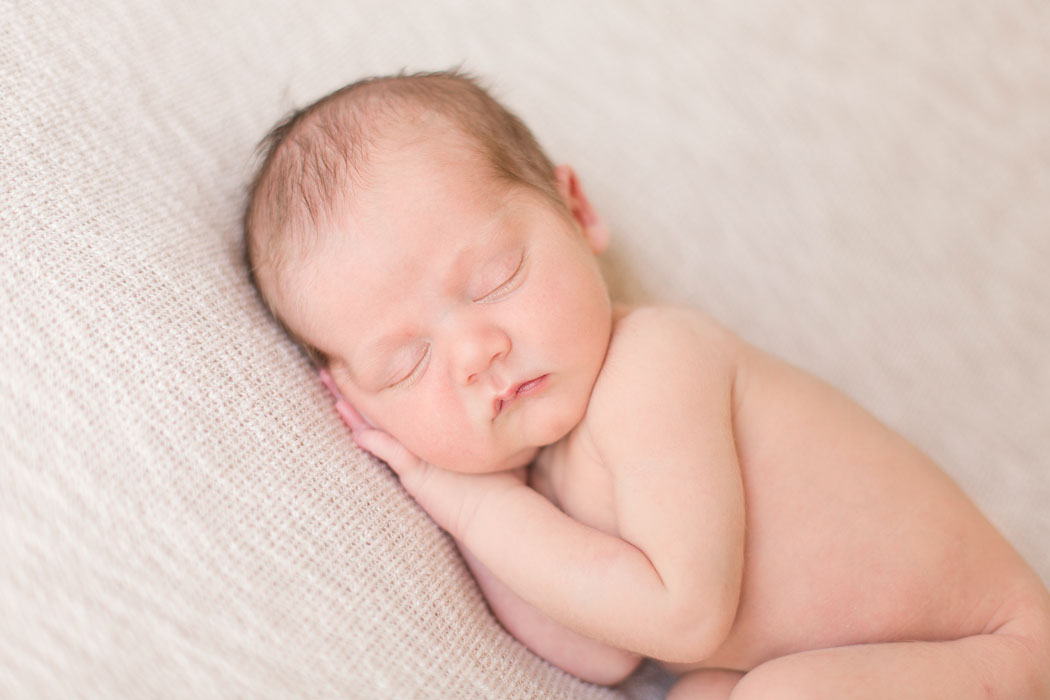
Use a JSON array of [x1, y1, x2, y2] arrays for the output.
[[301, 178, 537, 290], [324, 182, 530, 263], [330, 138, 524, 228], [285, 123, 549, 293]]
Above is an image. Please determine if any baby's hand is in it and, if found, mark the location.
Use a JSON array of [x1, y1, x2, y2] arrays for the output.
[[318, 368, 371, 432], [318, 369, 526, 538], [357, 426, 526, 539]]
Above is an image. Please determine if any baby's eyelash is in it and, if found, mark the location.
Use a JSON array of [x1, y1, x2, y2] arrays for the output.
[[479, 250, 527, 302], [388, 344, 430, 390]]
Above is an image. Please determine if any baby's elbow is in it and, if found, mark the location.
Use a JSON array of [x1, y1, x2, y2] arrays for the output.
[[657, 596, 737, 664]]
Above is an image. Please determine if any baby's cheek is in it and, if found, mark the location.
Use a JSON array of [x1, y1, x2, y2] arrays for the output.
[[399, 416, 468, 465]]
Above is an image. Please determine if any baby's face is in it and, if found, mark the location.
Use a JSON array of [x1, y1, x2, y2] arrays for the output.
[[284, 134, 611, 473]]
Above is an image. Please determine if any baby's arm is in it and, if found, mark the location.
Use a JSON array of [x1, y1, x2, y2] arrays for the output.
[[353, 308, 745, 662], [456, 539, 642, 684], [582, 307, 747, 657], [320, 369, 640, 680]]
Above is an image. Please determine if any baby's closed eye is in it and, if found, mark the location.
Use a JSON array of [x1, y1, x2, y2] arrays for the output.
[[474, 248, 527, 303], [386, 344, 431, 389]]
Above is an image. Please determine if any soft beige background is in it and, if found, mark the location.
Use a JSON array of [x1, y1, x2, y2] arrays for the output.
[[2, 2, 1048, 698]]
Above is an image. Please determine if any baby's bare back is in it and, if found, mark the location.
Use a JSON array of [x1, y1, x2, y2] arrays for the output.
[[532, 304, 1049, 673]]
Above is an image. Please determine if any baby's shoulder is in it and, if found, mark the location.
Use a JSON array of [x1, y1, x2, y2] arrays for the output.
[[605, 303, 741, 367], [585, 304, 743, 425]]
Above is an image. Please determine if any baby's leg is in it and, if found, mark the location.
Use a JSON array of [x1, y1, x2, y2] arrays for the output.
[[727, 614, 1050, 700]]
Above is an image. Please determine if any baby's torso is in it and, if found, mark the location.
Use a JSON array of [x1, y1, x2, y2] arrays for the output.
[[529, 304, 1045, 671]]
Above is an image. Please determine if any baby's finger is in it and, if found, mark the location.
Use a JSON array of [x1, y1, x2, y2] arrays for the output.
[[334, 399, 371, 433], [318, 367, 342, 398], [318, 368, 374, 433], [353, 428, 423, 478]]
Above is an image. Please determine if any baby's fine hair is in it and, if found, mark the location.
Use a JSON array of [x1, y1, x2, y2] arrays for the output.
[[243, 69, 559, 367]]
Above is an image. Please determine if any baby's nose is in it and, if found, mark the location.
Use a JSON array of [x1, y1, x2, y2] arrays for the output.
[[453, 323, 511, 386]]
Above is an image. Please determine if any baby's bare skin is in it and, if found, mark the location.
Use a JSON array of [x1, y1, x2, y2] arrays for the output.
[[532, 303, 1050, 689], [265, 111, 1050, 696], [351, 298, 1050, 697]]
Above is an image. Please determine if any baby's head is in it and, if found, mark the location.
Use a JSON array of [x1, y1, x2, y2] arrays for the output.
[[244, 70, 612, 473]]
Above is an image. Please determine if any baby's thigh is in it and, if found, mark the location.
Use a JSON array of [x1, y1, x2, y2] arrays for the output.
[[728, 630, 1048, 700]]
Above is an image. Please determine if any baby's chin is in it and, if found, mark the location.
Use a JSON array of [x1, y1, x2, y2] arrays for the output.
[[431, 443, 542, 475]]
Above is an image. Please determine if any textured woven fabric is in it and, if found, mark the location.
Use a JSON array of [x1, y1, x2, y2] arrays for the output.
[[2, 1, 1048, 698]]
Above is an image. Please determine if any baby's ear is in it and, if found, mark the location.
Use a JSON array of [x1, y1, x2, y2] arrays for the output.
[[554, 165, 609, 255]]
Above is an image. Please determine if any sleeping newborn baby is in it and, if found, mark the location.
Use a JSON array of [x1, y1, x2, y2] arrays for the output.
[[243, 71, 1050, 698]]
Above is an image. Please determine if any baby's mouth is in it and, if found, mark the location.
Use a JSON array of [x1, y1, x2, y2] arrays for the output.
[[493, 374, 549, 418]]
